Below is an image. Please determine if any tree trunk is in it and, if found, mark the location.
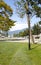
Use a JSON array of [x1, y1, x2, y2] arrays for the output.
[[26, 14, 31, 50], [26, 3, 34, 44], [30, 29, 34, 44], [27, 14, 34, 44], [26, 0, 34, 50]]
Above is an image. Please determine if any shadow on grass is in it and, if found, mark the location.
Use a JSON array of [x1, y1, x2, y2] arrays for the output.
[[31, 43, 41, 50]]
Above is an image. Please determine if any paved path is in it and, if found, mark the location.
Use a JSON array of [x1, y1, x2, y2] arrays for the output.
[[5, 39, 28, 42]]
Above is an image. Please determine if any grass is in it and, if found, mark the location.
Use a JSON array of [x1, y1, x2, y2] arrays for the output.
[[0, 42, 41, 65]]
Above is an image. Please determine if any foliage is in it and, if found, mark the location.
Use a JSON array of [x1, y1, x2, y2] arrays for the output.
[[13, 0, 41, 48], [32, 24, 41, 35], [13, 24, 41, 37], [13, 0, 41, 18], [0, 0, 15, 32], [39, 21, 41, 25], [13, 29, 29, 37], [18, 29, 29, 37]]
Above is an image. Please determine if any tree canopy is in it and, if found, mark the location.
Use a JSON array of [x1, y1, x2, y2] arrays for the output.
[[32, 24, 41, 35], [13, 0, 41, 18], [39, 21, 41, 25], [0, 0, 15, 31]]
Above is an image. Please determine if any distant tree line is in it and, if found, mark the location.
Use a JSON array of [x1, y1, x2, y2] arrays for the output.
[[13, 22, 41, 37]]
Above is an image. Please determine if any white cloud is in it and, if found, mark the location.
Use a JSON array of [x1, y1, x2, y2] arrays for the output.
[[9, 15, 40, 31], [9, 22, 28, 31]]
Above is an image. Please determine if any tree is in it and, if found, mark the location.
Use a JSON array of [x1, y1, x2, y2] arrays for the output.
[[39, 21, 41, 33], [18, 29, 29, 37], [0, 0, 15, 36], [13, 0, 41, 49], [32, 24, 41, 35], [39, 21, 41, 25], [13, 29, 29, 37]]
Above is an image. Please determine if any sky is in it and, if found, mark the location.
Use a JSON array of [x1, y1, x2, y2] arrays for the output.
[[4, 0, 40, 31]]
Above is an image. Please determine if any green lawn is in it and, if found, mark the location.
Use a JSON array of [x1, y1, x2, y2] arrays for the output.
[[0, 42, 41, 65]]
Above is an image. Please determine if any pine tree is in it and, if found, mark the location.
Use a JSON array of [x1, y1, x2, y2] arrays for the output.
[[13, 0, 41, 49], [0, 0, 15, 34]]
